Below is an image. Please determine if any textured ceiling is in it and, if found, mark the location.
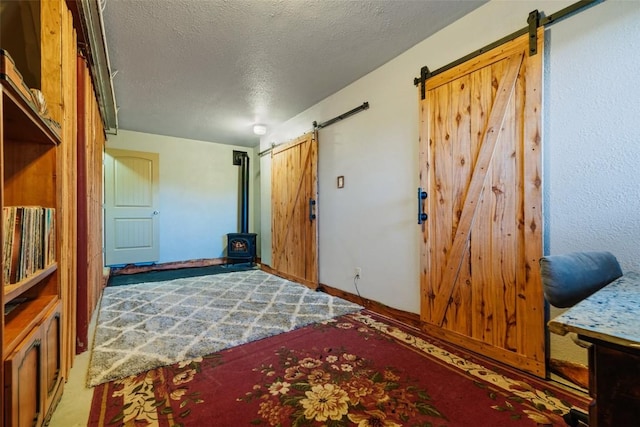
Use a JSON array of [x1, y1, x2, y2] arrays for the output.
[[102, 0, 486, 147]]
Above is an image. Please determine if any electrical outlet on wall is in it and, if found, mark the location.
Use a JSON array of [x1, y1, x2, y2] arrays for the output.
[[354, 267, 362, 279]]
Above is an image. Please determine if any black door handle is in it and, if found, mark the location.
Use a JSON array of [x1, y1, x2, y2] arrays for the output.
[[309, 198, 317, 221], [417, 188, 428, 224]]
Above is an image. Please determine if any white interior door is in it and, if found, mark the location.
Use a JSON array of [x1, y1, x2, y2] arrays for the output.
[[104, 148, 160, 266]]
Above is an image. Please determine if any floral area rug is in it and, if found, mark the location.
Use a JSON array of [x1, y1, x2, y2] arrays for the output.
[[89, 311, 588, 426], [88, 269, 362, 386]]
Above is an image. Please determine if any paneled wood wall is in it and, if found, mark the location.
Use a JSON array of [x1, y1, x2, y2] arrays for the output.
[[76, 55, 105, 353], [40, 0, 105, 376], [41, 0, 78, 378]]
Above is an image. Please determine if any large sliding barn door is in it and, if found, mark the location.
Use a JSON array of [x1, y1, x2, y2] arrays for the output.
[[271, 132, 318, 289], [419, 31, 545, 376]]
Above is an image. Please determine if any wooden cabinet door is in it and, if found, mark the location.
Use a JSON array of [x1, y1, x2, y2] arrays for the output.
[[4, 326, 43, 427], [418, 31, 545, 376], [271, 132, 319, 288], [42, 301, 62, 421], [3, 302, 62, 427]]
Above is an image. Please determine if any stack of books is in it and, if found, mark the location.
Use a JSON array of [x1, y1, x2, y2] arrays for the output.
[[2, 206, 56, 285]]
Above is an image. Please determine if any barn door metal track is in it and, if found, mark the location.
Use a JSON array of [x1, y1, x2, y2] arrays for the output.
[[413, 0, 603, 99], [258, 102, 370, 158], [313, 102, 369, 129]]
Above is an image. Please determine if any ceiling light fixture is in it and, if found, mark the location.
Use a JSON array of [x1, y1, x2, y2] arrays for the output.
[[253, 124, 267, 135]]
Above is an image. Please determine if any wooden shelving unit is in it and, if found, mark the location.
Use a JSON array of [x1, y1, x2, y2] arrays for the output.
[[2, 0, 107, 423], [4, 265, 58, 353], [4, 263, 58, 303], [1, 49, 63, 427]]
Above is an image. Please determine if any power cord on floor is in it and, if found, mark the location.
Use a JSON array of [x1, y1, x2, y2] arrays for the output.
[[353, 274, 366, 307]]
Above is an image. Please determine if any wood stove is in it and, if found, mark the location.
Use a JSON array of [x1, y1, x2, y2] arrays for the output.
[[227, 151, 257, 263], [226, 232, 257, 262]]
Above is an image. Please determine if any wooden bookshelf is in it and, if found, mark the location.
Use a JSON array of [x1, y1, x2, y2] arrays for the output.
[[3, 293, 57, 356], [4, 263, 58, 307], [2, 1, 106, 424], [1, 47, 63, 427]]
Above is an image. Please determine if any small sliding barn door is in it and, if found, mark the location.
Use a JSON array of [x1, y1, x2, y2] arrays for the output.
[[419, 31, 545, 376], [271, 132, 318, 289]]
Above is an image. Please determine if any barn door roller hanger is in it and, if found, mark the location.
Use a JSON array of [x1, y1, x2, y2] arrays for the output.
[[412, 0, 602, 99]]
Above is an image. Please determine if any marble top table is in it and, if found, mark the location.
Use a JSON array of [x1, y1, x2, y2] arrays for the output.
[[548, 270, 640, 349]]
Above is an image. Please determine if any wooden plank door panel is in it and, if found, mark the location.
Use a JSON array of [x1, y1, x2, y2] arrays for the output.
[[430, 52, 523, 326], [419, 30, 545, 376], [271, 132, 318, 288]]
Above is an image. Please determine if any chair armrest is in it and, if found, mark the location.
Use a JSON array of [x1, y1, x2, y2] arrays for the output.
[[540, 251, 622, 308]]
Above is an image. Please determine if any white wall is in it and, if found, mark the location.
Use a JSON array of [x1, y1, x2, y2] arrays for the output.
[[107, 130, 260, 264], [545, 0, 640, 365], [545, 1, 640, 271], [260, 0, 640, 346]]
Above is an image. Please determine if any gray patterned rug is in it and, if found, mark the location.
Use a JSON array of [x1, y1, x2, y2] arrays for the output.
[[87, 269, 362, 386]]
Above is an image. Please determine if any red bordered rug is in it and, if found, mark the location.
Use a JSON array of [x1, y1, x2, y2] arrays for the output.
[[89, 310, 588, 426]]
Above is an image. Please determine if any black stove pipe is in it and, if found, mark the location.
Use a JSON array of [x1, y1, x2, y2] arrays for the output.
[[240, 153, 249, 234], [233, 150, 250, 234]]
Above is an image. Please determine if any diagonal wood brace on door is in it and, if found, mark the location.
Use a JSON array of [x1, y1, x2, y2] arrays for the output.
[[430, 52, 525, 327]]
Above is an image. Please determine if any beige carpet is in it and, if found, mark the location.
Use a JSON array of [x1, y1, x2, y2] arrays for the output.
[[87, 269, 362, 386]]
